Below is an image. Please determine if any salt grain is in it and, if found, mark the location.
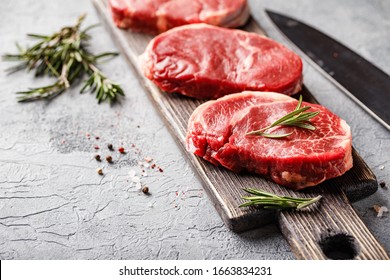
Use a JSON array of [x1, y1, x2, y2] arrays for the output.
[[129, 170, 136, 178], [377, 206, 389, 218], [373, 204, 389, 218], [132, 176, 140, 183], [379, 165, 385, 170], [136, 182, 142, 189], [141, 171, 148, 177]]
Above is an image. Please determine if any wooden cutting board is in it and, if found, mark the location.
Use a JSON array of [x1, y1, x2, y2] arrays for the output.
[[93, 0, 389, 260]]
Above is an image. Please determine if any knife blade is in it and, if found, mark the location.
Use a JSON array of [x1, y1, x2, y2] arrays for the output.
[[266, 10, 390, 130]]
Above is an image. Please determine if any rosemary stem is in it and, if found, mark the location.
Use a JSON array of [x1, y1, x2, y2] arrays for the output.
[[3, 14, 124, 104], [246, 95, 319, 138], [239, 188, 322, 210]]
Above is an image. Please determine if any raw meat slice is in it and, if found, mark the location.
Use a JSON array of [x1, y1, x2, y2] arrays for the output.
[[141, 24, 303, 99], [109, 0, 250, 34], [186, 91, 353, 190], [109, 0, 169, 34]]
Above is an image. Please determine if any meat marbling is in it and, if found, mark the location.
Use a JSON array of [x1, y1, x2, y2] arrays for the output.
[[109, 0, 250, 34], [141, 24, 303, 99], [186, 91, 353, 190]]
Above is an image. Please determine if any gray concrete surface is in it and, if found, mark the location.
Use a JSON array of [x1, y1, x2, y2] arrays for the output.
[[0, 0, 389, 260]]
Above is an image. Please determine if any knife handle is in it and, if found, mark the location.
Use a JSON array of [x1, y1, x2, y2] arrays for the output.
[[277, 186, 389, 260]]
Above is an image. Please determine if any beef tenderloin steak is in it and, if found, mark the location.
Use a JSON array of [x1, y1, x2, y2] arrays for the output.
[[109, 0, 250, 34], [186, 91, 353, 190], [141, 24, 303, 99]]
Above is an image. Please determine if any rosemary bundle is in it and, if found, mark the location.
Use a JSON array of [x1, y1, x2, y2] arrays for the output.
[[246, 95, 319, 138], [239, 188, 322, 210], [3, 14, 124, 104]]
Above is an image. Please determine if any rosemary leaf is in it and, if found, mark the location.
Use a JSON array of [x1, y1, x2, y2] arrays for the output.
[[251, 132, 294, 138], [239, 188, 322, 210], [26, 34, 49, 39], [82, 23, 101, 33]]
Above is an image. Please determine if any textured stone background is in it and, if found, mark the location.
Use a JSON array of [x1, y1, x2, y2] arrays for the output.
[[0, 0, 389, 260]]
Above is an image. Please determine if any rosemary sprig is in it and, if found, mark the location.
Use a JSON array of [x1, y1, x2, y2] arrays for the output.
[[239, 188, 322, 210], [246, 95, 320, 138], [2, 14, 124, 104]]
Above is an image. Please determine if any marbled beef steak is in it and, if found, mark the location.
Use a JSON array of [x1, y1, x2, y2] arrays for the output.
[[109, 0, 249, 34], [141, 24, 303, 99], [186, 91, 353, 190]]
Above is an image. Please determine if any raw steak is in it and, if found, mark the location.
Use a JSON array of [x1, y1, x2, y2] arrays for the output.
[[141, 24, 303, 99], [109, 0, 250, 34], [186, 91, 353, 190]]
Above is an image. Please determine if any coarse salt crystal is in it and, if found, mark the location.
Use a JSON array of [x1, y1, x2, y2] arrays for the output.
[[132, 176, 140, 183], [379, 165, 385, 170], [377, 206, 389, 218], [129, 170, 136, 178], [136, 182, 142, 189]]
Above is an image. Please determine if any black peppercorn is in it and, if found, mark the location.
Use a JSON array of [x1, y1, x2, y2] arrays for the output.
[[142, 186, 149, 194], [106, 155, 113, 163]]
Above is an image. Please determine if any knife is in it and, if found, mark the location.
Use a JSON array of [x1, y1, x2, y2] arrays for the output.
[[266, 10, 390, 130]]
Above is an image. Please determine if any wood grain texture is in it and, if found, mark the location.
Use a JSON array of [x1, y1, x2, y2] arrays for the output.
[[278, 183, 389, 259], [93, 0, 388, 259]]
